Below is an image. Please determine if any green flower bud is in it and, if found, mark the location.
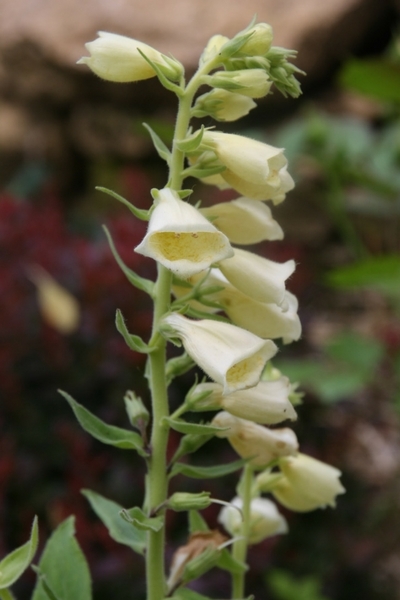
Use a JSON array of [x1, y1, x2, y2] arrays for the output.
[[235, 23, 274, 56], [192, 89, 256, 122], [124, 390, 149, 428], [205, 69, 271, 99], [167, 492, 212, 512]]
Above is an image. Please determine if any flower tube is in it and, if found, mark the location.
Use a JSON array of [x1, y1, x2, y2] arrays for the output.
[[200, 197, 283, 244], [190, 378, 297, 424], [77, 31, 180, 82], [160, 313, 277, 394], [211, 411, 298, 467], [218, 248, 295, 308], [201, 131, 294, 202], [192, 89, 257, 122], [218, 497, 287, 544], [260, 453, 345, 512], [135, 188, 233, 278]]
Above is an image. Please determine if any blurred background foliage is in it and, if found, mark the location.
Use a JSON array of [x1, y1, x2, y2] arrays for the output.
[[1, 14, 400, 600]]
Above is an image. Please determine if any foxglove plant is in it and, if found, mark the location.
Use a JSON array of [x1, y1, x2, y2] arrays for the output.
[[0, 18, 345, 600]]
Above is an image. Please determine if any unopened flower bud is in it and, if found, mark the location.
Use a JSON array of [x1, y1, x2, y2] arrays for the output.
[[205, 69, 271, 99], [236, 23, 274, 56], [192, 89, 257, 122], [218, 496, 287, 544], [200, 34, 229, 65], [167, 492, 212, 512], [211, 412, 298, 467], [77, 32, 180, 83], [124, 391, 149, 428]]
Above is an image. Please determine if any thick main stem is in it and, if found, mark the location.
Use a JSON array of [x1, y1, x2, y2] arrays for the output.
[[232, 464, 253, 599], [145, 56, 222, 600]]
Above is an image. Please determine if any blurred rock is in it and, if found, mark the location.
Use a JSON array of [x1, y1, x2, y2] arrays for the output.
[[0, 0, 396, 190]]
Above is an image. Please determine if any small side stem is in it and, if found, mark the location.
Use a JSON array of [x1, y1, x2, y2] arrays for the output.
[[232, 464, 253, 599]]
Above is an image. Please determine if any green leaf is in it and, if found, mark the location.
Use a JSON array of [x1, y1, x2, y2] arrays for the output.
[[115, 309, 154, 354], [162, 417, 227, 436], [170, 458, 247, 480], [217, 548, 247, 575], [0, 516, 38, 589], [268, 569, 328, 600], [137, 49, 183, 95], [142, 123, 171, 163], [176, 126, 205, 153], [82, 490, 146, 554], [188, 510, 210, 533], [32, 517, 91, 600], [170, 433, 214, 464], [103, 226, 154, 296], [325, 332, 385, 372], [120, 507, 164, 532], [32, 567, 62, 600], [59, 390, 147, 456], [182, 165, 226, 179], [326, 255, 400, 299], [339, 58, 400, 103], [96, 187, 150, 221], [166, 352, 195, 385]]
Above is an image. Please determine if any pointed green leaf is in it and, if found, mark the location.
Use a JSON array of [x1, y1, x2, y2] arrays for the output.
[[0, 516, 38, 589], [182, 165, 226, 179], [96, 187, 150, 221], [177, 189, 194, 199], [176, 126, 205, 153], [166, 353, 195, 385], [103, 226, 154, 296], [170, 434, 214, 464], [142, 123, 171, 163], [115, 309, 153, 354], [59, 390, 148, 456], [217, 548, 247, 575], [31, 567, 62, 600], [120, 507, 164, 532], [189, 510, 210, 534], [162, 417, 227, 436], [137, 49, 183, 95], [82, 490, 146, 554], [32, 517, 91, 600], [170, 458, 247, 480]]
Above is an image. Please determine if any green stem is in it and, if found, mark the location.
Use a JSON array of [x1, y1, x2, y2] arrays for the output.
[[232, 464, 253, 599], [146, 264, 172, 600], [145, 54, 223, 600]]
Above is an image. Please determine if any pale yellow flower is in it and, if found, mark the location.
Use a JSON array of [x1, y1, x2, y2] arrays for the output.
[[218, 248, 295, 308], [29, 267, 80, 334], [191, 378, 297, 424], [218, 496, 287, 544], [192, 89, 256, 122], [261, 453, 345, 512], [134, 188, 233, 278], [200, 131, 294, 202], [200, 197, 283, 244], [77, 31, 180, 82], [160, 314, 277, 394], [211, 411, 298, 467]]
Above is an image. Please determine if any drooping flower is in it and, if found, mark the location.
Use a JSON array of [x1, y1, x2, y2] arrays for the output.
[[218, 248, 295, 308], [259, 453, 345, 512], [190, 378, 297, 424], [211, 411, 298, 467], [77, 31, 181, 82], [218, 496, 287, 544], [160, 314, 277, 394], [134, 188, 233, 278], [200, 131, 294, 202], [200, 197, 283, 244]]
